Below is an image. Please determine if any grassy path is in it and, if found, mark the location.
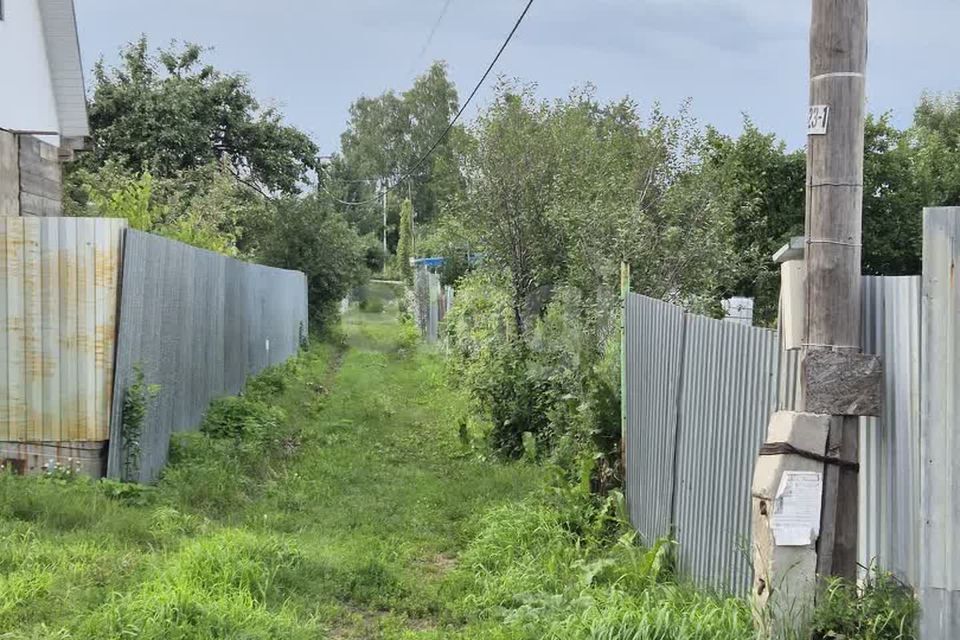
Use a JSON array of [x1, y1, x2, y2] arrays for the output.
[[0, 301, 545, 639]]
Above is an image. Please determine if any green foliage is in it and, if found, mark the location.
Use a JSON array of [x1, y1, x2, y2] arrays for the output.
[[201, 396, 286, 443], [83, 169, 165, 231], [327, 62, 466, 253], [121, 364, 160, 483], [416, 213, 475, 287], [396, 199, 414, 283], [160, 208, 239, 255], [82, 37, 318, 195], [258, 196, 368, 330], [69, 161, 248, 256], [445, 273, 620, 488], [812, 568, 919, 640], [697, 120, 806, 324], [359, 297, 385, 313]]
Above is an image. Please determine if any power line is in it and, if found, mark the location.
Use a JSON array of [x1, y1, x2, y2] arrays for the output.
[[407, 0, 455, 76], [320, 0, 536, 206]]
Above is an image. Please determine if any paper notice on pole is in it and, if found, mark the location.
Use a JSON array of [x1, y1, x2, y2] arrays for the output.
[[771, 471, 823, 546]]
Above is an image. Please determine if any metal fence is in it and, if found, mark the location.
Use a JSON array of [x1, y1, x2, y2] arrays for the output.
[[674, 314, 780, 593], [625, 274, 922, 596], [624, 293, 779, 594], [777, 276, 921, 584], [413, 268, 452, 343], [107, 231, 308, 482], [623, 294, 685, 544], [0, 217, 125, 444], [920, 207, 960, 638]]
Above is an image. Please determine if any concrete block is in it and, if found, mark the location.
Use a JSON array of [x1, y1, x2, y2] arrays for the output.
[[765, 410, 831, 457], [752, 411, 827, 638]]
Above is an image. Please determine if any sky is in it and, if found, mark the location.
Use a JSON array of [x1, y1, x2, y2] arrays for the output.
[[74, 0, 960, 155]]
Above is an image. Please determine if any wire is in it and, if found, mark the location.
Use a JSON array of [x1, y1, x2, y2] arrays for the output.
[[317, 175, 381, 207], [407, 0, 455, 76], [320, 0, 536, 206]]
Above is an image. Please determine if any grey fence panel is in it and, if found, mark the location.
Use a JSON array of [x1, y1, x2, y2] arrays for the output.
[[427, 273, 440, 343], [413, 268, 430, 337], [627, 274, 925, 598], [777, 344, 802, 411], [858, 276, 921, 585], [623, 293, 686, 544], [108, 231, 308, 482], [920, 207, 960, 639], [673, 315, 780, 594], [223, 261, 248, 395]]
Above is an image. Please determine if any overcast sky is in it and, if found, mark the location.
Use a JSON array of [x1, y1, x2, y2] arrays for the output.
[[74, 1, 960, 154]]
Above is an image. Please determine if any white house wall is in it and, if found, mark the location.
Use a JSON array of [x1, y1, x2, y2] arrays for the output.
[[0, 0, 61, 143]]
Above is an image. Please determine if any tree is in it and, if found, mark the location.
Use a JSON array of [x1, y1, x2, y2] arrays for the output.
[[695, 121, 805, 324], [79, 37, 318, 196], [259, 196, 367, 329], [460, 84, 564, 335], [861, 113, 923, 275], [396, 199, 414, 283], [332, 62, 466, 252]]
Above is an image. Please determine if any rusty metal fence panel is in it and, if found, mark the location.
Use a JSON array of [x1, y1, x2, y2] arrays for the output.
[[920, 207, 960, 638], [673, 315, 780, 594], [623, 293, 686, 545], [0, 217, 125, 443], [107, 230, 308, 482]]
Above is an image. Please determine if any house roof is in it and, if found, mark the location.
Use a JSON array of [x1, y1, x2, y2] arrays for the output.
[[37, 0, 89, 145]]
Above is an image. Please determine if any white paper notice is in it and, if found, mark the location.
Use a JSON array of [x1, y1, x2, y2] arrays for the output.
[[771, 471, 823, 546]]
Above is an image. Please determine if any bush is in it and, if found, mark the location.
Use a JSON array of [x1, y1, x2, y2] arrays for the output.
[[77, 531, 312, 640], [444, 272, 621, 488], [358, 297, 385, 313], [812, 567, 918, 640], [444, 483, 751, 639], [202, 396, 285, 443], [259, 196, 368, 331]]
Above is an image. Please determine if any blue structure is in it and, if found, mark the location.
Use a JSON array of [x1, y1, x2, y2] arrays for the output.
[[412, 255, 483, 271]]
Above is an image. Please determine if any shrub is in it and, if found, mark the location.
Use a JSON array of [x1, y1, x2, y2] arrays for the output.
[[259, 196, 368, 331], [812, 567, 919, 640], [358, 297, 385, 313], [120, 364, 160, 482], [202, 396, 285, 442], [444, 272, 621, 488]]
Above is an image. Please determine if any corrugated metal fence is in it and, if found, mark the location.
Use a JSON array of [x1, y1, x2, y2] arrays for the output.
[[674, 314, 780, 593], [623, 294, 685, 545], [0, 217, 125, 443], [107, 230, 308, 482], [625, 274, 923, 596], [624, 293, 779, 594], [413, 268, 453, 343]]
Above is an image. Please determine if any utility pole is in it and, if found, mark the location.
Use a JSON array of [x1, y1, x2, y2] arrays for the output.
[[752, 3, 877, 635], [408, 180, 416, 257], [382, 182, 388, 259], [802, 0, 869, 581]]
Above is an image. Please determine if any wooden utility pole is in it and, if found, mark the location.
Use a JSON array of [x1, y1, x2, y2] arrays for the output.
[[382, 183, 388, 257], [802, 0, 869, 581]]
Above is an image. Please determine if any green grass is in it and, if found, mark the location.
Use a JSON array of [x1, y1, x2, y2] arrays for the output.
[[0, 298, 914, 639], [0, 304, 543, 639]]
